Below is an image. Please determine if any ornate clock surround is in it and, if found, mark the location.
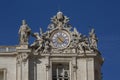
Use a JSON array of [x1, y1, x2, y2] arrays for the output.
[[50, 29, 71, 49]]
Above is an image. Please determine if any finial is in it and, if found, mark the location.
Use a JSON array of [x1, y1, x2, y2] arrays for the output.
[[92, 28, 95, 32], [40, 28, 43, 36], [57, 11, 63, 16], [56, 11, 64, 20], [90, 28, 95, 33]]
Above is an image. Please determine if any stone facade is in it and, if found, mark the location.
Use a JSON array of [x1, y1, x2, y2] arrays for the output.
[[0, 12, 104, 80]]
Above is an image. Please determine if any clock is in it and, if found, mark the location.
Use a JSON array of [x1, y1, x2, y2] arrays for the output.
[[51, 30, 70, 49]]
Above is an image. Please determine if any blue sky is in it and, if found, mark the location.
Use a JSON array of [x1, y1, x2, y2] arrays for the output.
[[0, 0, 120, 80]]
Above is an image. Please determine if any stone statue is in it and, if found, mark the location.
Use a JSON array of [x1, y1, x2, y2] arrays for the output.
[[31, 32, 44, 52], [43, 41, 51, 53], [82, 37, 91, 50], [18, 20, 31, 44], [78, 42, 84, 52], [73, 27, 80, 36], [70, 28, 82, 48], [78, 36, 91, 52], [89, 28, 98, 49]]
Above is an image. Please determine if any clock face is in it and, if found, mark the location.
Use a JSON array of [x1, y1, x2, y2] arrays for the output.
[[51, 31, 70, 49]]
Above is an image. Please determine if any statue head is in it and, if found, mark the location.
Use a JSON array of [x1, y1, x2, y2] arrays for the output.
[[22, 20, 27, 25]]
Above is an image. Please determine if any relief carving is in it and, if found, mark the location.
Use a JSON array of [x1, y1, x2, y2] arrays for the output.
[[18, 12, 98, 56]]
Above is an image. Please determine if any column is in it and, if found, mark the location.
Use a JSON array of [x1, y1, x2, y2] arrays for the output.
[[3, 69, 7, 80], [45, 56, 50, 80], [87, 58, 94, 80], [72, 57, 77, 80], [16, 55, 22, 80]]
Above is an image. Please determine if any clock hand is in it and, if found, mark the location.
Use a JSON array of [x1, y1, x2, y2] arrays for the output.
[[58, 37, 64, 43]]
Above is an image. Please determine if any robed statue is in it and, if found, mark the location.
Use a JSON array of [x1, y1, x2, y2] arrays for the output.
[[89, 28, 98, 49], [18, 20, 31, 44]]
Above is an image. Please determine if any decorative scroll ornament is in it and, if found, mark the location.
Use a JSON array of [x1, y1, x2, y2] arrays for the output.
[[16, 53, 28, 64]]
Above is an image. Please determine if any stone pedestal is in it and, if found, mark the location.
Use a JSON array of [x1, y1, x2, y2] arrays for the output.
[[16, 45, 31, 80]]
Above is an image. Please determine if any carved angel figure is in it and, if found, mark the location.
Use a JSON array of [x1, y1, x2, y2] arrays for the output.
[[43, 41, 51, 53], [31, 32, 44, 52]]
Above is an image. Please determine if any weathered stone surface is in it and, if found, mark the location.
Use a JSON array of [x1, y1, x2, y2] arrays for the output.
[[0, 11, 103, 80]]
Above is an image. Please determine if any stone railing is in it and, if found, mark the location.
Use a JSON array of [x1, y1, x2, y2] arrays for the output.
[[0, 46, 16, 53]]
